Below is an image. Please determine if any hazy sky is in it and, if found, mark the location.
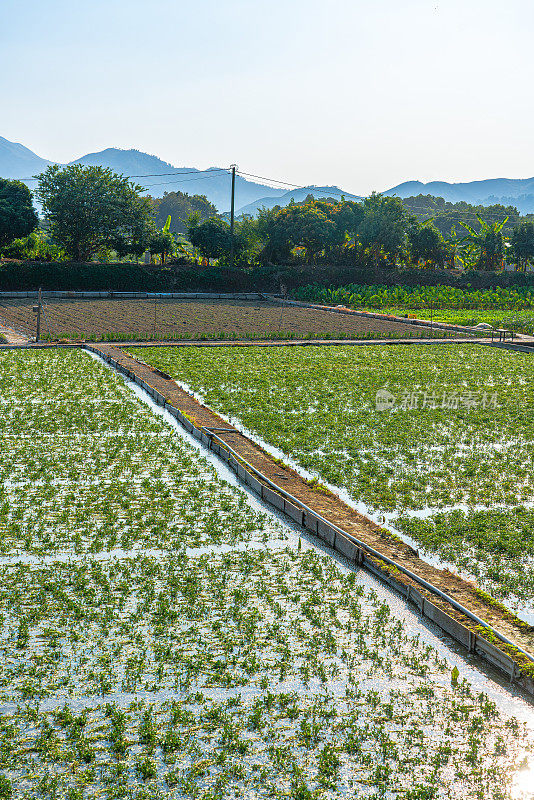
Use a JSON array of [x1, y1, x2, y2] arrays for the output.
[[1, 0, 532, 194]]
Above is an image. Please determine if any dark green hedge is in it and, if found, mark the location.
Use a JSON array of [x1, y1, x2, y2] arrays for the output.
[[0, 262, 253, 291], [1, 260, 534, 292]]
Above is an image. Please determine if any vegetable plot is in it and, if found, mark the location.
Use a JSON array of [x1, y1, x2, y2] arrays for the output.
[[0, 298, 457, 343], [294, 285, 534, 333], [0, 348, 531, 798], [295, 284, 534, 311], [131, 345, 534, 610]]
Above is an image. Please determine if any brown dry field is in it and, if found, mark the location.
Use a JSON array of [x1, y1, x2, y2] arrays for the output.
[[0, 298, 461, 341]]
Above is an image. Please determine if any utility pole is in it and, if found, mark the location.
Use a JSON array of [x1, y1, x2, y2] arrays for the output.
[[230, 164, 237, 266], [35, 287, 42, 342]]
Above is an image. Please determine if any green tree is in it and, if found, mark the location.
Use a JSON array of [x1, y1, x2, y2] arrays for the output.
[[358, 193, 408, 268], [256, 205, 291, 263], [261, 200, 339, 264], [2, 230, 65, 261], [0, 178, 39, 250], [35, 164, 155, 261], [510, 222, 534, 271], [330, 200, 365, 238], [187, 216, 233, 260], [408, 222, 446, 266], [233, 215, 264, 266], [150, 191, 217, 234]]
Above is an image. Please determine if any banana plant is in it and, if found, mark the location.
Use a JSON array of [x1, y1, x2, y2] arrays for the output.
[[150, 215, 175, 264], [457, 215, 509, 271]]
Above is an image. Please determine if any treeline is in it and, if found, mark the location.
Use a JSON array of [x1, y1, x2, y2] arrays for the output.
[[401, 194, 534, 237], [190, 193, 534, 272], [2, 164, 534, 279], [0, 166, 213, 265]]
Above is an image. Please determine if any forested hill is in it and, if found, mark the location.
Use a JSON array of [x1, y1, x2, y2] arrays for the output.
[[0, 137, 284, 211], [235, 186, 362, 216]]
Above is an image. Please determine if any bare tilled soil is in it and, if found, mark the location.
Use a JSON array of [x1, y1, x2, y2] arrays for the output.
[[0, 298, 463, 341]]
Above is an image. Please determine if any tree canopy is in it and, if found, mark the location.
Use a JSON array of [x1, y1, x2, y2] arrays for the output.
[[0, 178, 39, 249], [408, 222, 446, 266], [187, 216, 234, 260], [357, 193, 408, 266], [35, 164, 155, 261], [150, 191, 217, 234]]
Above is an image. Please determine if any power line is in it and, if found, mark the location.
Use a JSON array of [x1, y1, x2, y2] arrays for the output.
[[16, 167, 231, 183], [238, 170, 534, 219], [12, 158, 534, 222], [237, 170, 302, 188], [126, 168, 228, 179], [140, 172, 232, 190], [238, 170, 360, 199]]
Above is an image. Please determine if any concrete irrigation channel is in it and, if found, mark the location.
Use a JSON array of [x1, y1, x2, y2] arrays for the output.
[[84, 341, 534, 698]]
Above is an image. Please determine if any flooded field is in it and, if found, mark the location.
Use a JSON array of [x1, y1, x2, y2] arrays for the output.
[[0, 348, 533, 799], [130, 344, 534, 620]]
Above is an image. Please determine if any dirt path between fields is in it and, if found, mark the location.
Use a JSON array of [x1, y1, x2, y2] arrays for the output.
[[93, 344, 534, 684]]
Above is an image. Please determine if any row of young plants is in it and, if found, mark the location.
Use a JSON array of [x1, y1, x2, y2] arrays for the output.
[[362, 308, 534, 334], [131, 344, 534, 610], [38, 329, 451, 344], [0, 348, 531, 798], [294, 284, 534, 310]]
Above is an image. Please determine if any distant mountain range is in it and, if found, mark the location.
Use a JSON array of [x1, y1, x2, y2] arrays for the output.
[[0, 137, 326, 213], [384, 178, 534, 214], [0, 137, 287, 212], [2, 135, 534, 213]]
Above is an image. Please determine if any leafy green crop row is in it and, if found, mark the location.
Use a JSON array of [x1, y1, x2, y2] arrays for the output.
[[131, 344, 534, 608], [0, 349, 531, 798], [295, 284, 534, 310], [361, 307, 534, 334]]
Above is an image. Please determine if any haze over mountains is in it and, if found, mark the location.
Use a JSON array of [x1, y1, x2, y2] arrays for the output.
[[0, 136, 284, 213], [2, 135, 534, 214], [384, 178, 534, 214]]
